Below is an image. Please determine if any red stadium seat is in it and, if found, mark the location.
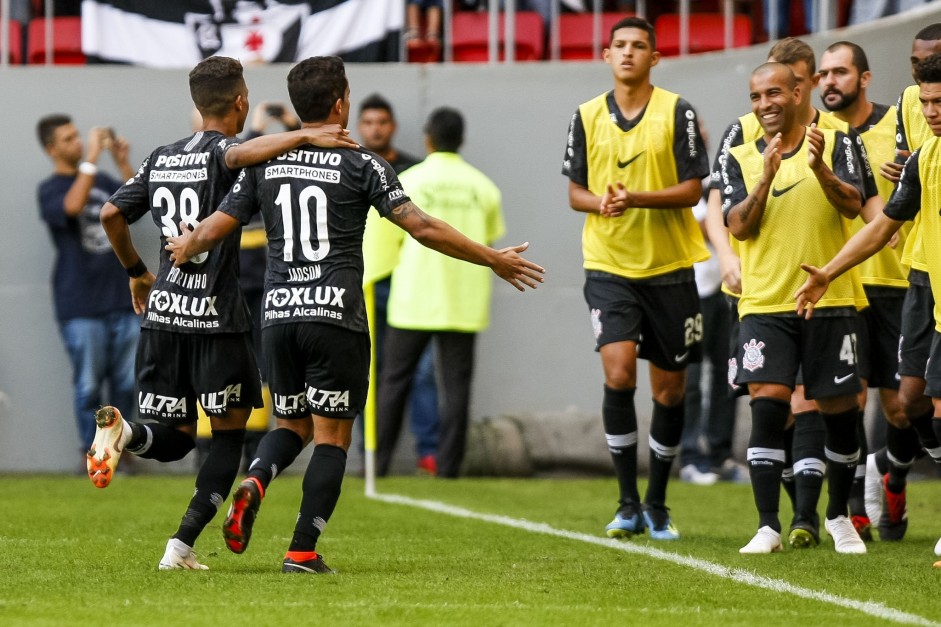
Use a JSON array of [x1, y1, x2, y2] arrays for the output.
[[559, 13, 630, 61], [28, 16, 85, 64], [654, 13, 752, 57], [6, 20, 23, 65], [452, 11, 544, 62]]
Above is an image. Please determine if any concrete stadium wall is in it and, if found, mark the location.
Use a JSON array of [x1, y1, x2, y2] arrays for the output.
[[0, 5, 937, 472]]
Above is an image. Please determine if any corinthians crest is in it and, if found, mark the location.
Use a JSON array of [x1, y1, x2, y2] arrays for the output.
[[741, 338, 765, 372]]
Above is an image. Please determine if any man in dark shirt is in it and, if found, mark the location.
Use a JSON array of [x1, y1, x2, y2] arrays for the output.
[[37, 115, 139, 455], [167, 56, 544, 574]]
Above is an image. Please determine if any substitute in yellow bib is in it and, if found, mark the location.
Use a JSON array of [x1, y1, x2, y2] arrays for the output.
[[722, 62, 868, 556], [562, 16, 709, 542], [795, 51, 941, 564]]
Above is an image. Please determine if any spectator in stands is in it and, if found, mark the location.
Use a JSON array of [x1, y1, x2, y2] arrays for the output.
[[850, 0, 931, 25], [36, 115, 139, 456], [376, 107, 505, 478], [406, 0, 443, 55], [359, 94, 441, 475]]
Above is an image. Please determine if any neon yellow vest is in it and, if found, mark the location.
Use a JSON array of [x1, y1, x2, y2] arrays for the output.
[[579, 88, 708, 279], [730, 130, 865, 316], [847, 105, 909, 288], [900, 85, 933, 273]]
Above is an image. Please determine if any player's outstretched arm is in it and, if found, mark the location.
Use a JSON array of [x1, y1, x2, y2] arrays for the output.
[[224, 124, 359, 170], [387, 201, 545, 291], [101, 201, 154, 314], [795, 212, 903, 318], [165, 212, 241, 267]]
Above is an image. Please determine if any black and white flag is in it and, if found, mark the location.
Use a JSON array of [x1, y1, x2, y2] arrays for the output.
[[81, 0, 403, 67]]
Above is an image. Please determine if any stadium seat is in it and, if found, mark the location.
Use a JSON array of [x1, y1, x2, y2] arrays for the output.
[[27, 16, 85, 64], [5, 20, 23, 65], [654, 13, 752, 57], [559, 13, 629, 61], [452, 11, 544, 62]]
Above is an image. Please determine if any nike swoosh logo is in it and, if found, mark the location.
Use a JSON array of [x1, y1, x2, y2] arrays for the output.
[[675, 351, 690, 362], [617, 152, 645, 169], [833, 373, 854, 384], [771, 178, 806, 197]]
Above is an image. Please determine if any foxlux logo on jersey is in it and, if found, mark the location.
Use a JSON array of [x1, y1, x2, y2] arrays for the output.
[[264, 285, 345, 321], [146, 289, 220, 329]]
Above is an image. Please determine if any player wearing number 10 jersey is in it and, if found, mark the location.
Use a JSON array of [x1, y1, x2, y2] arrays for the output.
[[166, 56, 545, 574], [92, 55, 358, 571]]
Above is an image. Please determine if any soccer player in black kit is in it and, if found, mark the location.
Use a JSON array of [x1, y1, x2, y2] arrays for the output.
[[90, 55, 358, 570], [167, 56, 545, 574]]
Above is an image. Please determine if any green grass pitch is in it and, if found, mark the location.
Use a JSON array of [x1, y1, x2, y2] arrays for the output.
[[1, 474, 939, 626]]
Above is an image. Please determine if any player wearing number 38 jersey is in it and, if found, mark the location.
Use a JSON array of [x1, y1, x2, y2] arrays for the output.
[[91, 55, 359, 571], [166, 56, 544, 574]]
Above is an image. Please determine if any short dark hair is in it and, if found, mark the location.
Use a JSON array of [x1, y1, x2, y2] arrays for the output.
[[753, 61, 797, 90], [189, 56, 245, 117], [36, 113, 71, 148], [424, 107, 464, 153], [915, 52, 941, 84], [609, 16, 656, 50], [359, 93, 394, 119], [825, 41, 869, 73], [288, 56, 348, 123], [915, 23, 941, 43], [768, 37, 816, 74]]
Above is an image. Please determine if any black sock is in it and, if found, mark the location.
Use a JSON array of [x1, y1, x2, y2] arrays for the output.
[[602, 386, 640, 508], [848, 409, 868, 518], [932, 418, 941, 458], [246, 428, 306, 492], [748, 398, 790, 532], [174, 429, 246, 547], [646, 400, 684, 508], [792, 411, 825, 527], [909, 412, 941, 465], [885, 423, 918, 491], [823, 408, 860, 521], [127, 423, 195, 462], [781, 424, 796, 510], [289, 444, 347, 553]]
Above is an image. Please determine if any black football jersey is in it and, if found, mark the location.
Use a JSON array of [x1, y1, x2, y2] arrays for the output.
[[219, 145, 410, 333], [109, 131, 250, 334]]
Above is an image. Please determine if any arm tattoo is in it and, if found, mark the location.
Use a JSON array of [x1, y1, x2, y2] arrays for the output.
[[387, 200, 425, 225]]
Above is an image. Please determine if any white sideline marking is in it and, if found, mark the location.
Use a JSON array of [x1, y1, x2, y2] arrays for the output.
[[371, 492, 940, 626]]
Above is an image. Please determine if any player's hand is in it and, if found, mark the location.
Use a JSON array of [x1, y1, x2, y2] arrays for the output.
[[599, 182, 628, 217], [165, 222, 195, 267], [129, 272, 155, 315], [887, 230, 900, 249], [762, 132, 782, 177], [794, 262, 830, 319], [719, 252, 742, 295], [806, 124, 824, 171], [879, 149, 910, 184], [490, 242, 546, 291], [307, 124, 359, 150]]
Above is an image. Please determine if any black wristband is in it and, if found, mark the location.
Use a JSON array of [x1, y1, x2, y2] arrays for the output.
[[127, 258, 148, 278]]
